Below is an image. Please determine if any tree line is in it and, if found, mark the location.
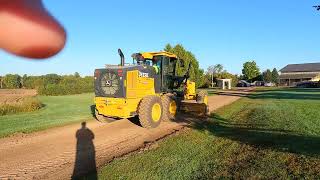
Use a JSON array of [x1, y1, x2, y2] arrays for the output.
[[206, 64, 239, 87], [241, 61, 279, 84], [164, 44, 239, 88], [0, 73, 94, 96], [0, 44, 280, 96], [206, 61, 279, 88], [164, 44, 279, 88], [164, 44, 206, 87]]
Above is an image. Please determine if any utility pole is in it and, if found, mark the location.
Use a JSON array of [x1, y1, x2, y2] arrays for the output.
[[211, 72, 214, 88], [208, 65, 214, 88]]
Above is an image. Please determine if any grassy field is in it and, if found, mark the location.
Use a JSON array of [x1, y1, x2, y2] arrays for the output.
[[93, 88, 320, 179], [0, 93, 94, 138]]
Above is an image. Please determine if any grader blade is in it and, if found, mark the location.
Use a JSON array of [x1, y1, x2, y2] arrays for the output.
[[179, 101, 209, 117]]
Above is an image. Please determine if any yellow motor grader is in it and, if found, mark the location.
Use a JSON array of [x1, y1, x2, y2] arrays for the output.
[[94, 49, 208, 128]]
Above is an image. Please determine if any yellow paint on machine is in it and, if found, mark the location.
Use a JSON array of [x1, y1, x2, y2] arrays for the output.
[[151, 103, 161, 122], [184, 80, 196, 100], [95, 70, 158, 118], [140, 51, 178, 59], [94, 97, 141, 118], [126, 70, 155, 98]]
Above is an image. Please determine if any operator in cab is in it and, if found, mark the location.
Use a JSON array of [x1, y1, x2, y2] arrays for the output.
[[152, 59, 161, 74]]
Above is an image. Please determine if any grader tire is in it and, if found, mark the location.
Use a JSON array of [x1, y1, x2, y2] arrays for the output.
[[161, 94, 177, 121], [138, 95, 163, 128], [95, 109, 116, 123], [196, 90, 210, 116]]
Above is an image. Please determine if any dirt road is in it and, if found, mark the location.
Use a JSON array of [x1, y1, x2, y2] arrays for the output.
[[0, 90, 249, 179]]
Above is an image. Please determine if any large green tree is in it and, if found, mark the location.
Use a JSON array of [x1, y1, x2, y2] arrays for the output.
[[263, 69, 272, 83], [74, 72, 81, 78], [213, 64, 224, 74], [3, 74, 21, 89], [271, 68, 279, 84], [164, 44, 205, 87], [43, 74, 61, 85], [242, 61, 260, 82], [21, 74, 28, 88]]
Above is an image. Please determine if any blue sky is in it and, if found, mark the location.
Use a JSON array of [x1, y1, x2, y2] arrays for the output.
[[1, 0, 320, 76]]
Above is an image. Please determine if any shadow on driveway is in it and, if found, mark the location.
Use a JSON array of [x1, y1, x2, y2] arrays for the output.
[[72, 122, 97, 180]]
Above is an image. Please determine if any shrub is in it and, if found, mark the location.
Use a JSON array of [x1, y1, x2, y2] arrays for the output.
[[2, 74, 21, 89], [0, 97, 43, 116], [2, 73, 94, 96], [35, 75, 94, 96]]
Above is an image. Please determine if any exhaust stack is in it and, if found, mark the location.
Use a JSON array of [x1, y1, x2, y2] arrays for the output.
[[118, 49, 125, 66]]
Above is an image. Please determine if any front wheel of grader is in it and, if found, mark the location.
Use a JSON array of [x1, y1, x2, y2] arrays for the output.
[[161, 93, 178, 122], [138, 95, 163, 128]]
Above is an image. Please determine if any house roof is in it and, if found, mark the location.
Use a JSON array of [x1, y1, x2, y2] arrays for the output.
[[280, 63, 320, 73], [279, 72, 319, 79]]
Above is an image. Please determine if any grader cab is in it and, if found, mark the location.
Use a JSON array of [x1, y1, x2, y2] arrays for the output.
[[94, 49, 208, 128]]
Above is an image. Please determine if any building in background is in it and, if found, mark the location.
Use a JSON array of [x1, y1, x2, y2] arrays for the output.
[[279, 63, 320, 86]]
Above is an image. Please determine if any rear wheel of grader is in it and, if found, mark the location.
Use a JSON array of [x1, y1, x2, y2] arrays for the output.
[[196, 90, 210, 115], [161, 93, 178, 121], [95, 109, 116, 123], [138, 95, 163, 128]]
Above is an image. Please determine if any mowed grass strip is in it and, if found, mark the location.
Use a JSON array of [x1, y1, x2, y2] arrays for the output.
[[94, 88, 320, 179], [0, 93, 94, 138]]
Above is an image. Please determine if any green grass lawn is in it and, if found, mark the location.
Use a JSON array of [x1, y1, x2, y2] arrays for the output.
[[0, 93, 94, 138], [93, 88, 320, 179]]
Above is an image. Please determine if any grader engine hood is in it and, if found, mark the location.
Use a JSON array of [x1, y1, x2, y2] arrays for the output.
[[94, 65, 157, 98], [94, 68, 125, 98]]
